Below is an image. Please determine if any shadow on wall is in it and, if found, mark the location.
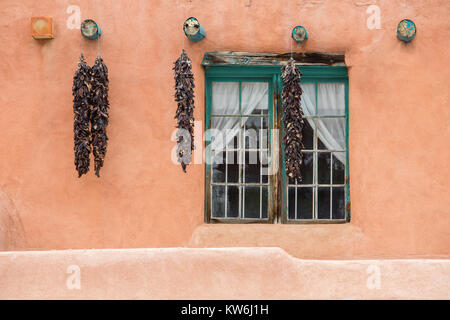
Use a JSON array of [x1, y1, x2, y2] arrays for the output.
[[0, 190, 27, 251]]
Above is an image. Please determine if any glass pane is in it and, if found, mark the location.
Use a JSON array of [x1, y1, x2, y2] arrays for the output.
[[332, 153, 345, 184], [241, 82, 268, 115], [301, 152, 313, 184], [260, 150, 269, 184], [317, 118, 345, 150], [244, 117, 267, 149], [210, 117, 241, 149], [226, 150, 239, 183], [244, 151, 260, 183], [212, 185, 225, 218], [298, 187, 313, 219], [302, 120, 314, 150], [212, 82, 239, 115], [288, 187, 296, 219], [261, 187, 268, 218], [332, 187, 345, 219], [244, 186, 260, 218], [318, 187, 331, 219], [317, 83, 345, 116], [318, 152, 331, 184], [212, 151, 225, 183], [301, 83, 316, 116], [227, 186, 239, 218]]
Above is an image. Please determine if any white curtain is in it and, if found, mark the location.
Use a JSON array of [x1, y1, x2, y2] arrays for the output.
[[210, 81, 345, 164], [301, 83, 346, 164], [211, 82, 268, 150]]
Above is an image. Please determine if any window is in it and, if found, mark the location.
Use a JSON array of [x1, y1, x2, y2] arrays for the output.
[[206, 80, 274, 222], [285, 83, 348, 223], [204, 57, 349, 224]]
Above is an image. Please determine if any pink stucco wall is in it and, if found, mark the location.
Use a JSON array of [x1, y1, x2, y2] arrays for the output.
[[0, 0, 449, 261]]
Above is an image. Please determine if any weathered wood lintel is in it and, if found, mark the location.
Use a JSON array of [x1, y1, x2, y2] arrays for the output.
[[202, 51, 345, 66]]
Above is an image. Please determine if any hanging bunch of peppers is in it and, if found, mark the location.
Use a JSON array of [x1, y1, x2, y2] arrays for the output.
[[72, 54, 92, 178], [173, 49, 195, 172], [281, 58, 304, 182], [90, 56, 110, 177], [72, 53, 110, 178]]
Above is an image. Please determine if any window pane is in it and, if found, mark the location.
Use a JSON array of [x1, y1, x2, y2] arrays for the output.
[[212, 82, 239, 114], [212, 151, 225, 183], [302, 120, 314, 150], [212, 185, 225, 218], [244, 151, 260, 183], [244, 117, 267, 149], [332, 153, 345, 184], [317, 118, 345, 150], [317, 83, 345, 116], [261, 187, 268, 218], [298, 187, 313, 219], [244, 186, 260, 218], [210, 117, 241, 150], [301, 83, 316, 116], [241, 82, 268, 115], [318, 152, 331, 184], [332, 187, 345, 219], [301, 152, 313, 184], [227, 186, 239, 218], [227, 150, 240, 183], [318, 187, 331, 219]]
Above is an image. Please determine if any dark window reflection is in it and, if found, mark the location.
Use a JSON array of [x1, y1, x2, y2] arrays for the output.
[[227, 186, 239, 218], [318, 187, 330, 219], [332, 187, 345, 219], [332, 154, 345, 184], [318, 153, 331, 184], [244, 187, 260, 218], [298, 188, 313, 219], [212, 185, 225, 218], [302, 120, 314, 150]]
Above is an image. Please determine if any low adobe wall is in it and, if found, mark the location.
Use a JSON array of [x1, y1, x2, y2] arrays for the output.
[[0, 248, 448, 299]]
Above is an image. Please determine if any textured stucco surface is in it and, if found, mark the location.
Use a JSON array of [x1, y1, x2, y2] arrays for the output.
[[0, 0, 449, 259], [0, 248, 449, 299]]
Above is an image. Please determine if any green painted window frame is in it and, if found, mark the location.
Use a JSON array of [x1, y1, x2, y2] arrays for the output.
[[204, 65, 350, 223]]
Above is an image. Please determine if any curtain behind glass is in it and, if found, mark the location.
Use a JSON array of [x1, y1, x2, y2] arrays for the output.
[[211, 82, 268, 150]]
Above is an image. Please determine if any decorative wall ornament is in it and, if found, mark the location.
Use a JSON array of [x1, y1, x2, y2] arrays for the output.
[[397, 19, 416, 43], [183, 17, 206, 42], [173, 50, 195, 172], [281, 58, 304, 182], [31, 17, 54, 39], [291, 26, 308, 43], [81, 19, 102, 40]]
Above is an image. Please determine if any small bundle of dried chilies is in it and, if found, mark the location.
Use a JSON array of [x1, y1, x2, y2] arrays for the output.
[[281, 58, 304, 182], [173, 49, 195, 172], [72, 54, 92, 177], [90, 56, 110, 177], [72, 53, 110, 178]]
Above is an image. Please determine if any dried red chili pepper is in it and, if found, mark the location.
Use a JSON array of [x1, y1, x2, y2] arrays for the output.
[[173, 50, 195, 172], [72, 54, 92, 177], [90, 56, 110, 177]]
